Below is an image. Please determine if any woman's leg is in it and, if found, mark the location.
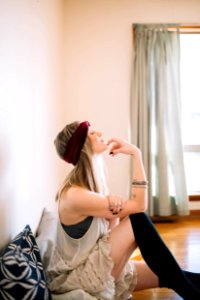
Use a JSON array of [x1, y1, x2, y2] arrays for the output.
[[108, 217, 138, 279], [108, 217, 159, 290], [129, 212, 200, 299], [134, 261, 159, 290], [183, 271, 200, 290]]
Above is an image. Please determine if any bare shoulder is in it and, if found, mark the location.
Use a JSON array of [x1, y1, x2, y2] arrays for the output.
[[59, 185, 109, 223], [61, 186, 95, 208], [65, 186, 91, 202], [59, 186, 90, 224]]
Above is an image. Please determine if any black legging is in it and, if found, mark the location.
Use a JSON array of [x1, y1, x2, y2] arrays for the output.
[[129, 213, 200, 300]]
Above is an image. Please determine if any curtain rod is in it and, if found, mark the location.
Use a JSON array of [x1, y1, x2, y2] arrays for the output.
[[169, 24, 200, 34], [133, 24, 200, 34]]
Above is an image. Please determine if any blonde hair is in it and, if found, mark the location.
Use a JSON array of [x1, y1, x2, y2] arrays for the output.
[[54, 121, 108, 201]]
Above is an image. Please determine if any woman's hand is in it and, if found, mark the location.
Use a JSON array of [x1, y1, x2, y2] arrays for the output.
[[107, 138, 141, 157], [107, 194, 126, 215]]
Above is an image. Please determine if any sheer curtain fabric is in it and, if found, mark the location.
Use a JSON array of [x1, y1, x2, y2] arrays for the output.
[[131, 24, 189, 216]]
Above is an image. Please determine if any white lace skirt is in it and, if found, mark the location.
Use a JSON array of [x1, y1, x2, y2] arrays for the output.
[[48, 234, 137, 300]]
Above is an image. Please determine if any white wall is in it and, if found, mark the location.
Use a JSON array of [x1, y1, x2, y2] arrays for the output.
[[64, 0, 200, 198], [0, 0, 65, 249], [1, 0, 200, 249]]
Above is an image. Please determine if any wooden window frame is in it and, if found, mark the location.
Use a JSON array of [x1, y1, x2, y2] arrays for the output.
[[133, 24, 200, 202]]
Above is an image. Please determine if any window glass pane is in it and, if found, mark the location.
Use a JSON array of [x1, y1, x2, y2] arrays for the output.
[[184, 152, 200, 194], [180, 34, 200, 145], [180, 34, 200, 194]]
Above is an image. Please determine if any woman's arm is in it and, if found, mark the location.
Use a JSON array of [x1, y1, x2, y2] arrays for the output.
[[59, 139, 148, 224], [60, 184, 146, 224], [107, 137, 148, 217]]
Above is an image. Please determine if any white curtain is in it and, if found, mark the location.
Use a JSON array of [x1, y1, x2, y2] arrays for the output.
[[131, 24, 189, 216]]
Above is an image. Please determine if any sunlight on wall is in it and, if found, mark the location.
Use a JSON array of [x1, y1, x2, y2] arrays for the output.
[[64, 0, 200, 204]]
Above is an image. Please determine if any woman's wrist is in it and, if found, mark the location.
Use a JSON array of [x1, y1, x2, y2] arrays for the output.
[[132, 154, 147, 182], [132, 179, 148, 188], [129, 145, 142, 158]]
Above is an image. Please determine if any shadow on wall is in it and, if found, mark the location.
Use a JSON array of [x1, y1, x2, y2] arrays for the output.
[[0, 116, 15, 251]]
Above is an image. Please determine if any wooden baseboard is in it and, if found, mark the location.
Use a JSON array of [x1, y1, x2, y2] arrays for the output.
[[189, 195, 200, 201], [190, 209, 200, 215], [151, 211, 200, 223], [151, 215, 178, 223]]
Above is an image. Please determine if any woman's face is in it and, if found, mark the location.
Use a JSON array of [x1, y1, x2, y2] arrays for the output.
[[88, 128, 108, 154]]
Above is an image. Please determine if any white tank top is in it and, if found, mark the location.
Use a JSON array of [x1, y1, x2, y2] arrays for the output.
[[43, 209, 110, 281], [56, 216, 109, 268]]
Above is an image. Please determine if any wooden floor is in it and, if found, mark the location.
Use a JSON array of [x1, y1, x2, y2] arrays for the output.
[[131, 215, 200, 300]]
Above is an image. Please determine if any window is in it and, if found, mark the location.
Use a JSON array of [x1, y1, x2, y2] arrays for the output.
[[180, 32, 200, 195]]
